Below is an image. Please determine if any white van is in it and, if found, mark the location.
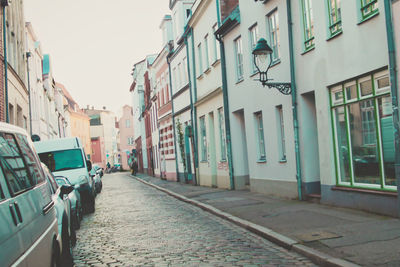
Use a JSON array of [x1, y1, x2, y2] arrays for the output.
[[0, 122, 61, 266], [34, 137, 96, 213]]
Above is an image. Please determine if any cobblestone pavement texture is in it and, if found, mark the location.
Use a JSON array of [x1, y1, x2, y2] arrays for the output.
[[72, 173, 317, 266]]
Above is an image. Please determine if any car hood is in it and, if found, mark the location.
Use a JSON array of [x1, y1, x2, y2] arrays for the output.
[[53, 168, 89, 185]]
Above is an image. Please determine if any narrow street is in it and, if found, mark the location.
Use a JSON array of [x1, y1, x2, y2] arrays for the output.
[[72, 172, 316, 266]]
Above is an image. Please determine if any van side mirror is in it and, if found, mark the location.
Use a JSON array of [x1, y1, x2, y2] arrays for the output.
[[86, 160, 92, 172], [60, 184, 74, 197]]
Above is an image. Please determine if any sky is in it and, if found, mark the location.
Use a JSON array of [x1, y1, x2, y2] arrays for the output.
[[24, 0, 171, 115]]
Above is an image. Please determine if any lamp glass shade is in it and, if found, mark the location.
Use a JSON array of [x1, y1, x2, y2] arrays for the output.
[[255, 53, 269, 73]]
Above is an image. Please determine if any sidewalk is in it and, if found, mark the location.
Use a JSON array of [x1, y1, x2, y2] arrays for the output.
[[132, 173, 400, 267]]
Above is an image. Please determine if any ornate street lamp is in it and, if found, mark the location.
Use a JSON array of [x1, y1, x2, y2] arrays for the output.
[[252, 38, 291, 95]]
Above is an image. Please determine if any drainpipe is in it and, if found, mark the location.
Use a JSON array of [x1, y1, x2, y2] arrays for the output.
[[215, 34, 235, 190], [26, 52, 32, 135], [287, 0, 303, 200], [2, 4, 9, 123], [383, 0, 400, 216], [184, 33, 197, 184], [187, 27, 199, 185], [166, 47, 181, 183]]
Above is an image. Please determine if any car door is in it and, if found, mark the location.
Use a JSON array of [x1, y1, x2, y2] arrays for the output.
[[14, 134, 56, 266], [0, 167, 24, 267]]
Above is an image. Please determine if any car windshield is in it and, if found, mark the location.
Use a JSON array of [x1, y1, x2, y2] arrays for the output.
[[39, 149, 84, 172]]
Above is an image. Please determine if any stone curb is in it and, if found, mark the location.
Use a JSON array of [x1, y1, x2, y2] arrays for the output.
[[133, 175, 360, 267]]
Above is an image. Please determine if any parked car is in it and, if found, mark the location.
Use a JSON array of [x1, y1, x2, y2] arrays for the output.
[[55, 176, 83, 230], [34, 137, 96, 213], [0, 122, 61, 266], [90, 169, 102, 194], [42, 163, 75, 265], [92, 164, 104, 177]]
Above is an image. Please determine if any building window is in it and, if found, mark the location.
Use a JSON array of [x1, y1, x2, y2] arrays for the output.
[[330, 70, 395, 190], [326, 0, 342, 36], [204, 35, 210, 70], [276, 105, 286, 161], [359, 0, 378, 21], [126, 119, 131, 128], [267, 10, 280, 62], [182, 57, 188, 85], [212, 24, 220, 62], [218, 108, 226, 161], [197, 43, 203, 76], [249, 24, 259, 74], [200, 116, 207, 161], [300, 0, 315, 51], [254, 112, 266, 161], [234, 36, 243, 81]]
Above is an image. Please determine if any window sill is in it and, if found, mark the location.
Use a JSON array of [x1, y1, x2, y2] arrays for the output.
[[212, 59, 220, 67], [257, 159, 267, 163], [326, 30, 343, 41], [301, 46, 315, 56], [204, 67, 211, 74], [279, 159, 287, 163], [358, 11, 379, 25], [197, 74, 204, 80], [220, 159, 227, 163], [200, 160, 208, 163], [236, 78, 244, 85], [332, 186, 397, 197]]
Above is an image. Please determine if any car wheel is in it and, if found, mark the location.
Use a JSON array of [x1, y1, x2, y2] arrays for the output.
[[74, 209, 81, 230], [51, 240, 60, 267], [61, 217, 74, 267], [86, 196, 95, 214], [70, 223, 77, 247]]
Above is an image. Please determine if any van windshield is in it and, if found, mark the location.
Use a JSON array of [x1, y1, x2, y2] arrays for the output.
[[38, 149, 85, 172]]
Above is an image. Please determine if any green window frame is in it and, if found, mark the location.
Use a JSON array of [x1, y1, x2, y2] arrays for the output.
[[199, 116, 207, 162], [204, 35, 210, 70], [249, 23, 259, 74], [267, 9, 280, 62], [359, 0, 378, 21], [276, 105, 286, 162], [300, 0, 315, 51], [329, 70, 395, 191], [234, 36, 243, 81], [326, 0, 342, 37], [212, 24, 220, 63], [197, 43, 203, 76], [255, 112, 266, 161], [218, 108, 227, 161]]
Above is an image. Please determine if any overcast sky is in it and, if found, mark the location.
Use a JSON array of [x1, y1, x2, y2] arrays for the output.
[[24, 0, 170, 115]]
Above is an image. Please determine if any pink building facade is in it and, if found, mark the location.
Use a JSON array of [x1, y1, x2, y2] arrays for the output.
[[118, 105, 135, 170]]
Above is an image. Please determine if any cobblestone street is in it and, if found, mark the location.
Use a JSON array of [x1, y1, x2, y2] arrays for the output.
[[72, 173, 317, 266]]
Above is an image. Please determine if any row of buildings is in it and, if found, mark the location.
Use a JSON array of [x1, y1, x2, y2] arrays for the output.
[[130, 0, 400, 217], [0, 1, 135, 171]]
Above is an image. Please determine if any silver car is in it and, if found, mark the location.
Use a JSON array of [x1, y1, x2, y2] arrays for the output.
[[55, 176, 83, 230], [0, 123, 60, 266]]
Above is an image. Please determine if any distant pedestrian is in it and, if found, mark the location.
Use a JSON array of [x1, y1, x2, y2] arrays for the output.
[[131, 159, 138, 176]]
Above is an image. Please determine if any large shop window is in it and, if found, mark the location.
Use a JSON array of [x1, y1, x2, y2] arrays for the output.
[[330, 70, 396, 191]]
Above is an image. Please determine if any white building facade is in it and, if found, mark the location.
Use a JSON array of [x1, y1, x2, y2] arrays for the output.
[[170, 0, 196, 182], [187, 0, 232, 189], [218, 0, 297, 195]]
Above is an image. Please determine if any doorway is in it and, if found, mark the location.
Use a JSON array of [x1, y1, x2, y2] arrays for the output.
[[301, 91, 321, 195]]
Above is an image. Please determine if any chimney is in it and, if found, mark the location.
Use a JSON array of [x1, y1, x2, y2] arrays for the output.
[[103, 106, 106, 110], [86, 105, 89, 110], [91, 106, 94, 110]]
